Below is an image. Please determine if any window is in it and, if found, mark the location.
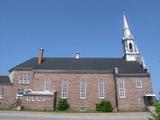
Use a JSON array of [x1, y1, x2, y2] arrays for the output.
[[80, 80, 86, 99], [118, 79, 125, 98], [36, 97, 40, 101], [44, 80, 50, 91], [62, 80, 68, 98], [19, 72, 31, 84], [19, 73, 23, 83], [1, 89, 4, 96], [24, 73, 27, 81], [32, 96, 36, 101], [27, 96, 30, 101], [129, 43, 133, 52], [0, 89, 4, 98], [26, 73, 31, 83], [98, 80, 105, 99], [136, 79, 142, 88]]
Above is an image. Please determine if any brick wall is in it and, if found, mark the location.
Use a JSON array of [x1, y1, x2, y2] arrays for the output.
[[116, 76, 152, 111], [12, 70, 34, 90], [22, 95, 54, 110], [0, 85, 15, 109], [33, 72, 116, 110], [1, 70, 153, 111]]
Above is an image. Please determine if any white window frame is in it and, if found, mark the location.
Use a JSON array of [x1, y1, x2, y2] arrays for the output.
[[62, 80, 68, 99], [16, 93, 23, 99], [128, 42, 134, 52], [44, 80, 50, 91], [27, 96, 30, 101], [0, 89, 4, 98], [19, 73, 23, 84], [118, 79, 125, 98], [36, 96, 40, 101], [136, 79, 143, 88], [1, 89, 4, 96], [32, 96, 36, 101], [26, 73, 30, 84], [80, 80, 86, 99], [98, 80, 105, 99], [19, 72, 30, 84], [23, 73, 27, 83]]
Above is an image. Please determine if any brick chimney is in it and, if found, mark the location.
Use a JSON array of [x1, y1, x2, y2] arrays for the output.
[[38, 48, 44, 64]]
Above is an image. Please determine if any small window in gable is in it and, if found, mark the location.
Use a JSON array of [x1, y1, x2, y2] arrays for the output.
[[18, 72, 31, 84], [136, 79, 142, 88], [20, 73, 23, 83], [24, 73, 27, 81]]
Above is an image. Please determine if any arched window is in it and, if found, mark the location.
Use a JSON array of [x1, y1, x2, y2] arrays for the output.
[[129, 43, 133, 52]]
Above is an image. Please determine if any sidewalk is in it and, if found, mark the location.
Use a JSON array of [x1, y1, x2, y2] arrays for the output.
[[0, 111, 150, 120]]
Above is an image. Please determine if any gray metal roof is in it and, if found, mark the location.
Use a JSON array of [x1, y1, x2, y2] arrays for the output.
[[9, 57, 148, 74], [0, 76, 11, 85]]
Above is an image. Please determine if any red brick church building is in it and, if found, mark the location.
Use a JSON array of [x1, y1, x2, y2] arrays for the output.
[[0, 15, 155, 111]]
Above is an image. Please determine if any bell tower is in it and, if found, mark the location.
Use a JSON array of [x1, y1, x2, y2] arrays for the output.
[[122, 14, 146, 69]]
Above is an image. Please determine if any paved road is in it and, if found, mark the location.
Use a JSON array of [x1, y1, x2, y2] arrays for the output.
[[0, 111, 149, 120]]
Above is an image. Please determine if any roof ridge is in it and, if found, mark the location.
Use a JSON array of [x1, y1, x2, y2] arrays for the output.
[[43, 57, 123, 59]]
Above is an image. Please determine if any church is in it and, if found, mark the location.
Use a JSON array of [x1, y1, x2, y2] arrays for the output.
[[0, 15, 155, 111]]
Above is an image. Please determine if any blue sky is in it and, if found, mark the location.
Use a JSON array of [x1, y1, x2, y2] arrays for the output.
[[0, 0, 160, 97]]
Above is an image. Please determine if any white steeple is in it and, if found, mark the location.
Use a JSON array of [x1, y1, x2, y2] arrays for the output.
[[122, 14, 146, 69], [123, 14, 134, 40]]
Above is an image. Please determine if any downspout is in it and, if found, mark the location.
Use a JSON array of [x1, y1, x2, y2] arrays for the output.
[[113, 68, 119, 111], [53, 91, 57, 111]]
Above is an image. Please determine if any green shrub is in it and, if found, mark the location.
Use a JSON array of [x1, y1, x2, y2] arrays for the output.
[[96, 100, 113, 112], [155, 102, 160, 120], [57, 98, 70, 111], [96, 103, 101, 111]]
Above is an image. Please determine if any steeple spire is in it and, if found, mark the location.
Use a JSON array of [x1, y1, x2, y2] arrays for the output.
[[122, 14, 139, 56], [123, 14, 134, 40], [122, 14, 146, 69]]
